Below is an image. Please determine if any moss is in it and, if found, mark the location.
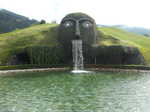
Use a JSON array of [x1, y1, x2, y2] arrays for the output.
[[62, 12, 94, 21], [0, 24, 58, 64], [25, 45, 65, 65], [91, 45, 145, 65], [99, 27, 150, 65], [0, 23, 149, 66]]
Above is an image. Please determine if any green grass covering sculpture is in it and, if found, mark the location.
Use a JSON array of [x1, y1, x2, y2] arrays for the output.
[[0, 13, 146, 66], [58, 12, 145, 65]]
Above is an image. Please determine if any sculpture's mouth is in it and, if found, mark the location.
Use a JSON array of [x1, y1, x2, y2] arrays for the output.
[[75, 35, 80, 40]]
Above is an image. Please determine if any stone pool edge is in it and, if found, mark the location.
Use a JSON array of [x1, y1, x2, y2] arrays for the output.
[[0, 67, 149, 75], [0, 68, 69, 75]]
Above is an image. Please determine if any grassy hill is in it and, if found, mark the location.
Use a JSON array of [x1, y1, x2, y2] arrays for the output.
[[0, 24, 58, 64], [0, 24, 149, 66], [0, 9, 38, 33], [113, 25, 150, 36], [99, 27, 150, 65]]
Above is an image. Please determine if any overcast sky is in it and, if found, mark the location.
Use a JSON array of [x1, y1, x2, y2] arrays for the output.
[[0, 0, 150, 28]]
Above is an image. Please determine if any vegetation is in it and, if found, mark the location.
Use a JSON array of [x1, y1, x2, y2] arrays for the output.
[[0, 24, 58, 64], [0, 9, 38, 33], [98, 27, 150, 65], [0, 23, 149, 66], [112, 25, 150, 36], [25, 45, 64, 65], [40, 20, 46, 24], [63, 12, 94, 20]]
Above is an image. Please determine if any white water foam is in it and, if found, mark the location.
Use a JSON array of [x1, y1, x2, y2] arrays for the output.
[[72, 40, 92, 74], [72, 40, 84, 70], [71, 70, 92, 74]]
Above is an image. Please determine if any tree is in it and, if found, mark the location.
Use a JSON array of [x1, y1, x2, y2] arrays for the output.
[[40, 19, 46, 24]]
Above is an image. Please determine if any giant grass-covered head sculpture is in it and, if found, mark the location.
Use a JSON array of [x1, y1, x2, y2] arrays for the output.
[[58, 13, 97, 63], [58, 12, 97, 47], [58, 12, 145, 65]]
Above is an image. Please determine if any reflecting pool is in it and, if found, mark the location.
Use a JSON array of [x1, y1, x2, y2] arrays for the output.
[[0, 71, 150, 112]]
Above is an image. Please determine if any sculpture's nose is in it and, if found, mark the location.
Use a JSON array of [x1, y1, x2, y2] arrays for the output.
[[75, 21, 80, 39]]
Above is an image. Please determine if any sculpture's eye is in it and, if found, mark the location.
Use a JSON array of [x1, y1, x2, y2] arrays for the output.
[[63, 21, 73, 27], [82, 21, 92, 28]]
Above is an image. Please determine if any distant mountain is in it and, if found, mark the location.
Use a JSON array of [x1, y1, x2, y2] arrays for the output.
[[97, 24, 150, 37], [113, 25, 150, 36], [97, 24, 109, 27], [0, 9, 38, 33]]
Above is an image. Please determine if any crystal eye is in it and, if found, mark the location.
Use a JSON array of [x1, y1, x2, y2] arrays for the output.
[[82, 21, 92, 28], [63, 21, 73, 27]]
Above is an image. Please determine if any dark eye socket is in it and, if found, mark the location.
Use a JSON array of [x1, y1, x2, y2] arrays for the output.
[[63, 21, 74, 27], [82, 21, 93, 28]]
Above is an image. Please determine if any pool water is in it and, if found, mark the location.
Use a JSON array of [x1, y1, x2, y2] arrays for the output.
[[0, 71, 150, 112]]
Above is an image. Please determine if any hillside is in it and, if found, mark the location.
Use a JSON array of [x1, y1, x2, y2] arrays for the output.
[[0, 9, 38, 33], [0, 24, 149, 65], [98, 24, 150, 37], [99, 27, 150, 65], [0, 24, 58, 65], [113, 25, 150, 36]]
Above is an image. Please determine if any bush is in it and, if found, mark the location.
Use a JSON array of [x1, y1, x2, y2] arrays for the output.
[[6, 45, 65, 66], [90, 45, 145, 65], [40, 20, 46, 24], [25, 45, 65, 65]]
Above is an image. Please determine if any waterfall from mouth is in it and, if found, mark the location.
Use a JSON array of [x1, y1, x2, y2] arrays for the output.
[[72, 40, 84, 70], [71, 40, 91, 73]]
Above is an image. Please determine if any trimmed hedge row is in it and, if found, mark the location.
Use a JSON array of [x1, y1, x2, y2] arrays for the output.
[[8, 45, 65, 65], [90, 45, 145, 65], [7, 45, 146, 66], [25, 45, 64, 65]]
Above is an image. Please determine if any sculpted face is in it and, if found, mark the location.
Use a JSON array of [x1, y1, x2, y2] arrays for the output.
[[58, 13, 97, 63], [58, 13, 97, 47]]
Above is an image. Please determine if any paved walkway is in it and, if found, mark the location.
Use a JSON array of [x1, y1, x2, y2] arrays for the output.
[[0, 67, 149, 75], [90, 68, 150, 73], [0, 68, 68, 74]]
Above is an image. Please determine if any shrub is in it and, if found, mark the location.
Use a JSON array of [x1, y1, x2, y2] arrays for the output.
[[40, 20, 46, 24], [25, 45, 65, 65]]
